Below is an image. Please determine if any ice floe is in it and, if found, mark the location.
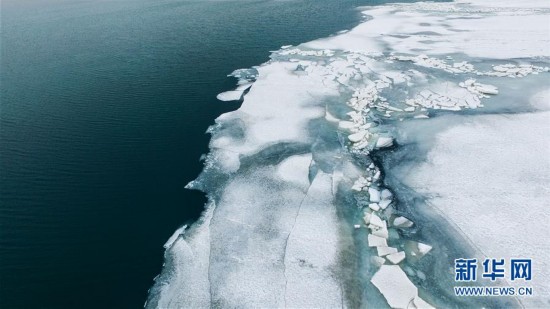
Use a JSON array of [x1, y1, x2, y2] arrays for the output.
[[386, 251, 406, 265], [371, 265, 418, 308], [393, 216, 414, 228]]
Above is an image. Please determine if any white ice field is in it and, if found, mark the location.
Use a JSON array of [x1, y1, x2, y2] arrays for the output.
[[147, 1, 550, 308]]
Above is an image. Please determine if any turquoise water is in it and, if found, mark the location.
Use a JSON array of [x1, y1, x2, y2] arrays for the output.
[[0, 0, 412, 307]]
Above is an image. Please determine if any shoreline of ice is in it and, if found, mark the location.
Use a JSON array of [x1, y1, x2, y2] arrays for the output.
[[147, 1, 550, 307]]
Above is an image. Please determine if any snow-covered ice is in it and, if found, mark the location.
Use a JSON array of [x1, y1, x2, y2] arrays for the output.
[[397, 103, 550, 307], [149, 0, 550, 307]]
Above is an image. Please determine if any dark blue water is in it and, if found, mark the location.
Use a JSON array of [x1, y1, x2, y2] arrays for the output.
[[1, 0, 403, 307]]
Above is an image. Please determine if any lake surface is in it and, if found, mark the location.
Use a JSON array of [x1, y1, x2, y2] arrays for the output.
[[0, 0, 405, 307]]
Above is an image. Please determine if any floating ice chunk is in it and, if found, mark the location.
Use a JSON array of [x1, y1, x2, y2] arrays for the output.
[[375, 136, 393, 148], [338, 121, 356, 130], [369, 203, 381, 211], [368, 188, 381, 202], [404, 241, 433, 260], [369, 213, 385, 227], [354, 139, 370, 150], [413, 296, 435, 309], [377, 246, 398, 257], [217, 90, 245, 101], [476, 84, 498, 95], [417, 243, 432, 255], [363, 213, 372, 225], [386, 251, 406, 264], [372, 256, 386, 267], [379, 199, 392, 210], [348, 130, 368, 142], [381, 189, 392, 200], [393, 216, 414, 228], [368, 234, 388, 247], [372, 170, 381, 181], [459, 79, 499, 97], [351, 176, 368, 191], [371, 225, 389, 239], [371, 265, 418, 309]]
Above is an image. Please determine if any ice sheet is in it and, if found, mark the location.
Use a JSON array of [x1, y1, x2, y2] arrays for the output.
[[306, 1, 550, 59], [400, 107, 550, 307], [149, 0, 550, 307]]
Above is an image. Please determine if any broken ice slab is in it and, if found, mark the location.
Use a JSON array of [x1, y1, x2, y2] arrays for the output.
[[338, 121, 356, 130], [393, 216, 414, 228], [386, 251, 406, 264], [217, 90, 245, 101], [368, 234, 388, 247], [368, 188, 381, 202], [371, 265, 418, 308], [380, 189, 392, 200], [372, 256, 386, 267], [379, 199, 391, 210], [377, 246, 398, 257], [477, 84, 498, 95], [404, 241, 433, 259], [369, 203, 381, 211], [363, 213, 372, 225], [375, 136, 393, 148], [348, 130, 368, 142], [459, 79, 499, 96], [371, 225, 389, 239], [417, 243, 432, 255], [369, 213, 385, 227]]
